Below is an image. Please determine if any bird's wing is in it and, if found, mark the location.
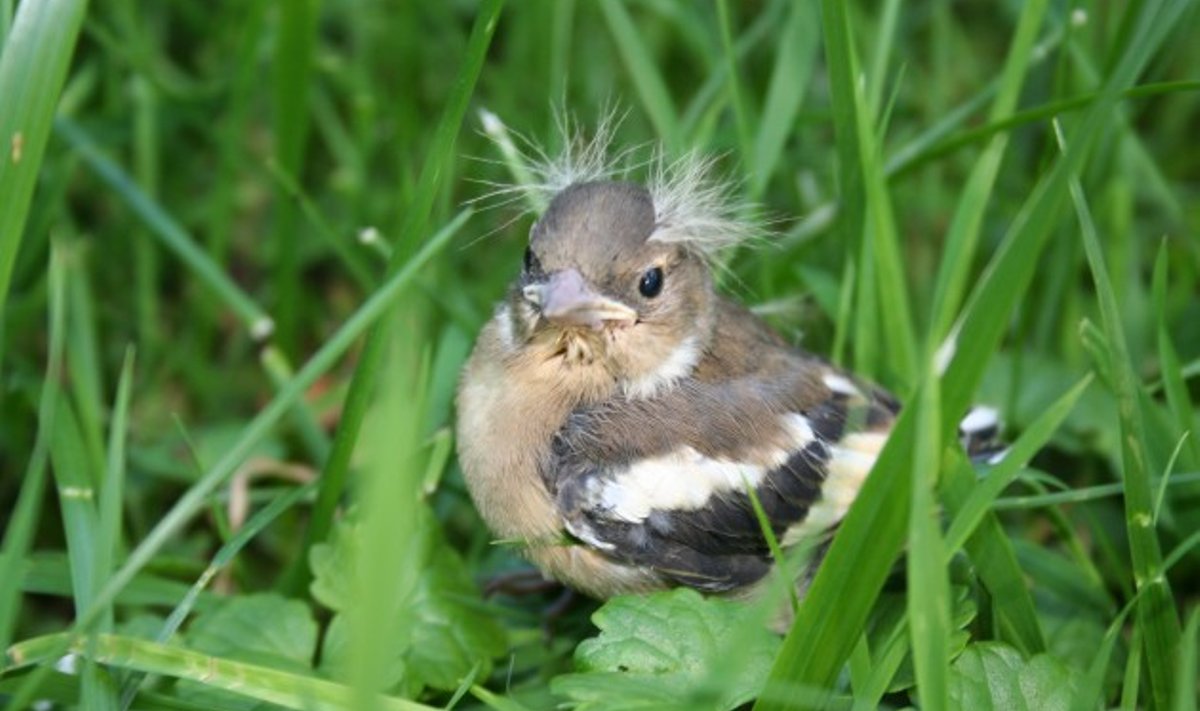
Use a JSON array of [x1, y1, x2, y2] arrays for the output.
[[547, 364, 900, 593]]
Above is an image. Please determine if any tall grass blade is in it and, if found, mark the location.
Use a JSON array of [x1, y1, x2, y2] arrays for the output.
[[907, 373, 949, 710], [1059, 118, 1181, 709], [0, 0, 88, 308], [270, 0, 320, 352], [5, 633, 437, 711], [95, 348, 135, 627]]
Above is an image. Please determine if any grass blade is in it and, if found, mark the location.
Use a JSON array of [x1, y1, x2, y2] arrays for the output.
[[95, 348, 135, 629], [1174, 607, 1199, 711], [5, 633, 437, 711], [715, 0, 751, 166], [0, 243, 69, 650], [943, 375, 1091, 554], [942, 459, 1047, 656], [1152, 242, 1200, 469], [907, 373, 949, 710], [756, 406, 917, 710], [749, 0, 818, 199], [0, 0, 88, 307], [1059, 117, 1181, 709], [270, 0, 319, 352], [599, 0, 681, 152]]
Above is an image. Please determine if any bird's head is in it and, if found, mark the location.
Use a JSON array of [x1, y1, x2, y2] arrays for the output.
[[504, 180, 715, 398]]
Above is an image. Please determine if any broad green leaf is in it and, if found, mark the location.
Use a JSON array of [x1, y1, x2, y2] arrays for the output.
[[948, 643, 1080, 710], [311, 514, 506, 694], [177, 593, 318, 710], [552, 588, 781, 711], [185, 593, 317, 671]]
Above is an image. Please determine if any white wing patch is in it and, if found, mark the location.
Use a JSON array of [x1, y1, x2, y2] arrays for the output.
[[960, 405, 999, 436], [588, 412, 817, 524], [822, 373, 863, 400], [782, 432, 887, 546], [621, 335, 701, 399]]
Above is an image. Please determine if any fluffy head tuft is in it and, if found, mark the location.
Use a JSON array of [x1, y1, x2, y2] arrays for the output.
[[478, 107, 760, 258]]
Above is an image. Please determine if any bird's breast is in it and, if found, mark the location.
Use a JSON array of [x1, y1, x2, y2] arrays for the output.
[[456, 314, 662, 594]]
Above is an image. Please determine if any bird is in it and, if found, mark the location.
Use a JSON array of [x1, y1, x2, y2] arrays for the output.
[[456, 126, 1000, 601]]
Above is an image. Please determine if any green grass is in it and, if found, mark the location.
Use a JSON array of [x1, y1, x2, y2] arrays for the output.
[[2, 1, 1199, 709]]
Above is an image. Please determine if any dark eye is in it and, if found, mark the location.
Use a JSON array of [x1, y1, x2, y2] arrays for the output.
[[523, 246, 539, 273], [638, 267, 664, 298]]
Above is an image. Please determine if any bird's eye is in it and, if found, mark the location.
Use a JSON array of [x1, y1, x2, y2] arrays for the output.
[[523, 246, 539, 274], [638, 267, 664, 298]]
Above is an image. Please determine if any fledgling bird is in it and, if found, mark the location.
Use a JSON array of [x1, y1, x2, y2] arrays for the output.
[[456, 129, 999, 600]]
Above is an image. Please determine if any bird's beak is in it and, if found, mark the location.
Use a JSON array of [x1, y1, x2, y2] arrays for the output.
[[524, 268, 637, 330]]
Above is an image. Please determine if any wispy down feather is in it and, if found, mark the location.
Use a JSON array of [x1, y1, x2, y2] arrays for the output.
[[476, 107, 761, 257]]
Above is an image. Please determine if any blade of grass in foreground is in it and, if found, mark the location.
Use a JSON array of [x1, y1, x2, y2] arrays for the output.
[[349, 330, 427, 701], [1059, 119, 1180, 710], [3, 214, 462, 711], [0, 0, 88, 308], [292, 0, 502, 593], [756, 1, 1183, 704], [5, 633, 436, 711], [906, 373, 949, 711]]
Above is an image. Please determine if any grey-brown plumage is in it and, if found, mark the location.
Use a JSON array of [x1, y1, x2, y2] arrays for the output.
[[456, 179, 918, 600]]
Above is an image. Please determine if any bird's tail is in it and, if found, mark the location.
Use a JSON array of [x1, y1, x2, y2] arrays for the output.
[[958, 406, 1008, 464]]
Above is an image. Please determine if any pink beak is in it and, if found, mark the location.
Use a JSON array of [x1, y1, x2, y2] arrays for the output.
[[524, 268, 637, 330]]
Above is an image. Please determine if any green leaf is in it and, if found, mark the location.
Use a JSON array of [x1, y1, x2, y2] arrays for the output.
[[185, 593, 317, 671], [552, 589, 781, 711], [310, 514, 506, 694], [948, 643, 1080, 711], [177, 593, 318, 710]]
